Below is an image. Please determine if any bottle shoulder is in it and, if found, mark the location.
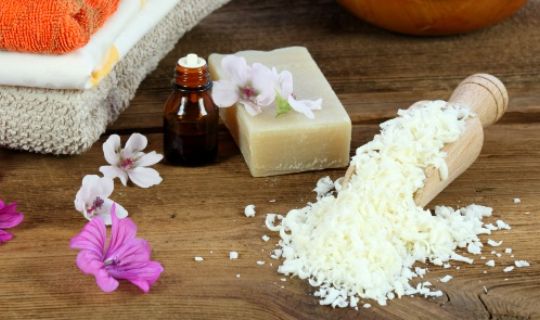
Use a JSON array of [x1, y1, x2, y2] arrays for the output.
[[164, 90, 217, 118]]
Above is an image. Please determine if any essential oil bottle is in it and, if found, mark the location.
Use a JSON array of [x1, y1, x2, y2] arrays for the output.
[[163, 53, 219, 166]]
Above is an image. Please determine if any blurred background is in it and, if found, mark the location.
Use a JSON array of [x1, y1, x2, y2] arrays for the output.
[[118, 0, 539, 131]]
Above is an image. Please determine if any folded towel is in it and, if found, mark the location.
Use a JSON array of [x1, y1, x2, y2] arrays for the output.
[[0, 0, 178, 90], [0, 0, 230, 154], [0, 0, 120, 54]]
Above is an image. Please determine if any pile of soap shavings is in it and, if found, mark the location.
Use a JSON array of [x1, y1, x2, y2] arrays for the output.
[[265, 100, 514, 308]]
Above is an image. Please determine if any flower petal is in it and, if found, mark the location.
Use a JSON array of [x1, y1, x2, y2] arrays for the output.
[[96, 199, 128, 226], [135, 151, 163, 168], [126, 261, 164, 293], [99, 165, 129, 186], [80, 175, 114, 199], [127, 167, 162, 189], [212, 80, 239, 108], [251, 63, 276, 106], [139, 261, 164, 287], [74, 177, 95, 212], [70, 217, 107, 256], [131, 279, 150, 293], [277, 70, 293, 98], [222, 55, 250, 87], [94, 269, 119, 293], [106, 205, 138, 258], [74, 197, 86, 214], [288, 96, 316, 119], [105, 238, 164, 293], [239, 100, 262, 116], [109, 238, 152, 272], [76, 250, 105, 275], [103, 134, 121, 166], [304, 98, 323, 111], [113, 203, 129, 219], [0, 203, 23, 229], [124, 133, 148, 154], [98, 177, 115, 199], [80, 175, 100, 196], [256, 90, 276, 107], [0, 229, 13, 243]]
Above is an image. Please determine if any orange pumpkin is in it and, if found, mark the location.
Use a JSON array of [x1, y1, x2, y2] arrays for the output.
[[337, 0, 528, 36]]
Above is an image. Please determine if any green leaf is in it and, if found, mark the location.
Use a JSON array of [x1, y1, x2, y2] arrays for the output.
[[275, 94, 292, 117]]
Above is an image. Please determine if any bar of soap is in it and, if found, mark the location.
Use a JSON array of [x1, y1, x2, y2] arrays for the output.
[[208, 47, 351, 177]]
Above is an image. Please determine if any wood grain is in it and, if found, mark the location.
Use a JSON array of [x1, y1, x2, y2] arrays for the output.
[[2, 0, 540, 319], [111, 0, 540, 131], [1, 124, 539, 320]]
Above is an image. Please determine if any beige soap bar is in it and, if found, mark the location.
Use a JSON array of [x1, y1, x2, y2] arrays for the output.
[[208, 47, 351, 177]]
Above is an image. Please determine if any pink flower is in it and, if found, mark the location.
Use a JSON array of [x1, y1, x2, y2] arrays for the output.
[[212, 55, 275, 116], [70, 205, 164, 293], [273, 68, 322, 119], [0, 200, 23, 244], [99, 133, 163, 189], [75, 175, 128, 225]]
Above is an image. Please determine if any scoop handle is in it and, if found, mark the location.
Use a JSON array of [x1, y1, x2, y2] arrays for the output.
[[414, 74, 508, 206], [448, 73, 508, 127]]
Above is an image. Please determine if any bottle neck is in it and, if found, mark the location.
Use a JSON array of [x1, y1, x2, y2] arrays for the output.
[[173, 64, 212, 91]]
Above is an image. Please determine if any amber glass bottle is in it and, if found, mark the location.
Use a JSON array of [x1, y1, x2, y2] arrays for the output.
[[163, 54, 219, 166]]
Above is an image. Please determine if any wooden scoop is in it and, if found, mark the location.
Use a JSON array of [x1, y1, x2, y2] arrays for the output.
[[342, 73, 508, 207]]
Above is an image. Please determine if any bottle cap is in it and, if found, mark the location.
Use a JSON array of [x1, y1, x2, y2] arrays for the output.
[[178, 53, 206, 68]]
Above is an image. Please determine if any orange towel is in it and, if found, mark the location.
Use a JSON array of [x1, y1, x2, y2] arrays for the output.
[[0, 0, 120, 54]]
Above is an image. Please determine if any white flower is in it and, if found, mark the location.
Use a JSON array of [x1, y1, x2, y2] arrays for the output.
[[74, 175, 128, 225], [99, 133, 163, 188], [211, 55, 276, 116], [273, 68, 322, 119], [212, 55, 322, 118]]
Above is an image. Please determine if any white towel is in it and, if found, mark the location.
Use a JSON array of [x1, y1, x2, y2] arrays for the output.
[[0, 0, 180, 90], [0, 0, 230, 154]]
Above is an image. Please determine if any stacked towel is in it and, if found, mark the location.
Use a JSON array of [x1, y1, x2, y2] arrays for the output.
[[0, 0, 120, 54], [0, 0, 147, 89], [0, 0, 230, 154]]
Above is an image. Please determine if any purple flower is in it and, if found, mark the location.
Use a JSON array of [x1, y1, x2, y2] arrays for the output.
[[0, 200, 23, 244], [70, 205, 163, 293]]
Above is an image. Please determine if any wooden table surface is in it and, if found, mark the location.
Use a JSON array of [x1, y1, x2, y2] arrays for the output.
[[2, 1, 540, 319]]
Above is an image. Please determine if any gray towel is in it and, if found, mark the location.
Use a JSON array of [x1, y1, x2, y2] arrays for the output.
[[0, 0, 230, 155]]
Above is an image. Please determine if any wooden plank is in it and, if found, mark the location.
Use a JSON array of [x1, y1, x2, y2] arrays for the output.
[[111, 0, 540, 131], [2, 0, 540, 319], [1, 123, 539, 319]]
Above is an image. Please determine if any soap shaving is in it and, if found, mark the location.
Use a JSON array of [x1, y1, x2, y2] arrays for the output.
[[266, 100, 508, 308]]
